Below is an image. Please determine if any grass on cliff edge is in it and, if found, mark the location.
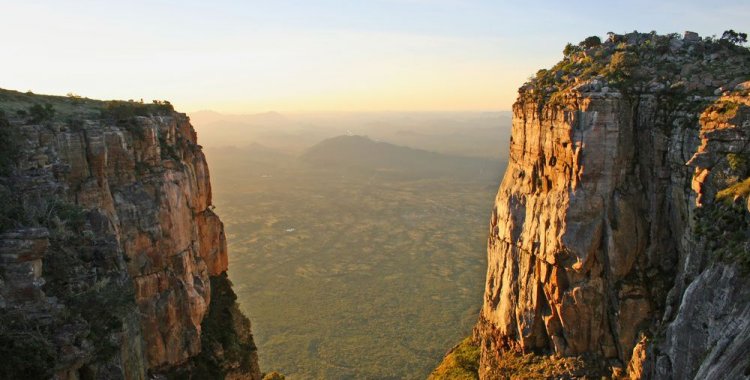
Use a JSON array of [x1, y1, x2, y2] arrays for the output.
[[428, 337, 479, 380], [429, 337, 611, 380], [0, 88, 174, 123], [716, 177, 750, 202]]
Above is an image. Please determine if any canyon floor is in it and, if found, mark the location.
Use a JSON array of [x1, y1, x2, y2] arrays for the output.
[[205, 137, 504, 379]]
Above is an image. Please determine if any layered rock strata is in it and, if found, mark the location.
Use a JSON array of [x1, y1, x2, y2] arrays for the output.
[[0, 93, 260, 379], [474, 32, 750, 379]]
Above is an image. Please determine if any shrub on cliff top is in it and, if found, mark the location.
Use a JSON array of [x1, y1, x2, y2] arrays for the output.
[[721, 29, 748, 46], [522, 30, 750, 106], [581, 36, 602, 49], [28, 103, 56, 123], [101, 99, 174, 121], [563, 43, 583, 58]]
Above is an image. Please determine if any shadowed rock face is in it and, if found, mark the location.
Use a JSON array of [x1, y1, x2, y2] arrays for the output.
[[0, 94, 259, 379], [474, 32, 750, 379]]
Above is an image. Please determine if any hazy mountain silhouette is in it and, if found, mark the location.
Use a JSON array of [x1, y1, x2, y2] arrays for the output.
[[190, 110, 512, 159], [301, 135, 501, 180]]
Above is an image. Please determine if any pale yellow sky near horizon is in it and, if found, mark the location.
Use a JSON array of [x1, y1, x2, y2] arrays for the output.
[[2, 1, 747, 114]]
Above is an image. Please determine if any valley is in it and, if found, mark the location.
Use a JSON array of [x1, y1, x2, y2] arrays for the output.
[[203, 129, 507, 379]]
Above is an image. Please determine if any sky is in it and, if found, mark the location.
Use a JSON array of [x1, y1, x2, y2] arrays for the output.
[[1, 0, 748, 113]]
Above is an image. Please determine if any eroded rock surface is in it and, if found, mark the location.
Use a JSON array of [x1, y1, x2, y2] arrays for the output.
[[474, 32, 750, 379], [0, 93, 260, 379]]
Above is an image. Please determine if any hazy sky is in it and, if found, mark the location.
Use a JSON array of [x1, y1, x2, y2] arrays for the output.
[[1, 1, 748, 112]]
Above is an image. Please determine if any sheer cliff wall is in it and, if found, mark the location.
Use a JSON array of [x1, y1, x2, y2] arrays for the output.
[[0, 93, 261, 379], [474, 32, 750, 379]]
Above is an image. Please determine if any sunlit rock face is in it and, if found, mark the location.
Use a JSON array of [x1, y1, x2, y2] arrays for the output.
[[56, 114, 229, 369], [475, 31, 750, 379], [477, 90, 668, 372], [0, 96, 258, 379]]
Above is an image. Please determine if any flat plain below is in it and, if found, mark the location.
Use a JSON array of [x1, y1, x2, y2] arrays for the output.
[[207, 139, 503, 379]]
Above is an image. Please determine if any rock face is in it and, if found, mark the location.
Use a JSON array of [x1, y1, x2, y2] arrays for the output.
[[0, 93, 260, 379], [474, 32, 750, 379]]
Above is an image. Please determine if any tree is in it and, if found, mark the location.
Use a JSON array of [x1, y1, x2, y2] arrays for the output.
[[563, 43, 582, 57], [606, 51, 639, 84], [580, 36, 602, 49], [721, 30, 748, 45]]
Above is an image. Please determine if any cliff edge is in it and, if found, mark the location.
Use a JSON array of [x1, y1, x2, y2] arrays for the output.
[[0, 90, 261, 379], [473, 31, 750, 379]]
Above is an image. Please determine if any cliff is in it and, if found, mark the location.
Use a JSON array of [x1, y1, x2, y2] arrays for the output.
[[0, 91, 261, 379], [473, 32, 750, 379]]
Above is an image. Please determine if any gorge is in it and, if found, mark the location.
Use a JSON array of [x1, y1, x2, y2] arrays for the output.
[[2, 29, 750, 380]]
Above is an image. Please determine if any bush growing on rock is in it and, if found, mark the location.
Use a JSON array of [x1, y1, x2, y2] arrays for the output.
[[28, 103, 55, 123], [0, 309, 57, 379], [262, 371, 287, 380], [563, 43, 582, 58], [101, 99, 174, 121], [581, 35, 602, 49], [721, 29, 748, 45]]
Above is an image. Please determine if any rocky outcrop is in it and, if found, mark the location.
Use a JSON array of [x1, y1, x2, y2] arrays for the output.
[[474, 32, 750, 379], [0, 92, 260, 379]]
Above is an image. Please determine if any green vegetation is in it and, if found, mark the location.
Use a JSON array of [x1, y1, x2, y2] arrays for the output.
[[64, 279, 136, 360], [165, 274, 260, 379], [0, 185, 23, 231], [0, 88, 176, 125], [428, 337, 479, 380], [706, 100, 742, 122], [721, 29, 748, 46], [262, 372, 286, 380], [28, 103, 56, 123], [301, 135, 499, 181], [35, 200, 137, 361], [208, 138, 502, 379], [0, 309, 57, 379], [0, 190, 134, 377], [159, 135, 181, 161], [0, 111, 19, 176], [524, 31, 750, 110], [581, 35, 602, 49], [562, 43, 582, 58], [694, 200, 750, 271], [727, 153, 748, 173], [482, 350, 607, 379], [0, 188, 86, 236], [694, 155, 750, 272], [717, 177, 750, 201], [101, 99, 174, 121], [0, 172, 136, 367], [0, 88, 101, 121]]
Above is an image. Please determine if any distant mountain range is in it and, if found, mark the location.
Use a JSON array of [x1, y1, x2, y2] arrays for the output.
[[190, 110, 512, 159], [301, 135, 503, 180]]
